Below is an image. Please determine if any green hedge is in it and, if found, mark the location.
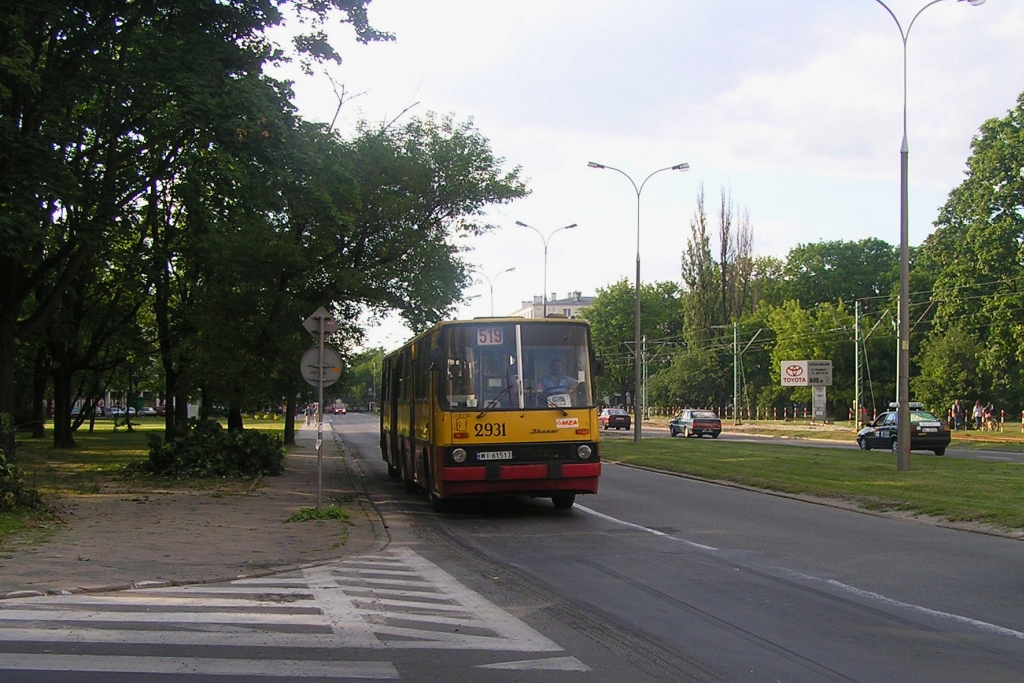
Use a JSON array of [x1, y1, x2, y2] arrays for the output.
[[146, 419, 285, 478]]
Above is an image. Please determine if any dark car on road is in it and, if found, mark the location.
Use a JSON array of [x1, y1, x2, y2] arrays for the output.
[[669, 409, 722, 438], [599, 407, 631, 430], [856, 403, 951, 455]]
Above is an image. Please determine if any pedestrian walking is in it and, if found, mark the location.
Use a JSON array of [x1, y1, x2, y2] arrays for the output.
[[951, 399, 963, 430], [973, 400, 984, 431]]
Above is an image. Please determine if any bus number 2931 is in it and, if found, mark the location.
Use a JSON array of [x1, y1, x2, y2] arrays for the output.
[[474, 422, 507, 437]]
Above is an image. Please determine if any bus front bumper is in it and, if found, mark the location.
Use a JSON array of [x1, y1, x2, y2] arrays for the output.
[[438, 462, 601, 496]]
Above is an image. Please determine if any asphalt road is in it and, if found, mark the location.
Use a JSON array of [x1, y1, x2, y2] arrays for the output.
[[335, 412, 1024, 683], [601, 423, 1024, 463]]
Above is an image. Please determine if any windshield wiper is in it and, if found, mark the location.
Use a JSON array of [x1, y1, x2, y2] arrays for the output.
[[476, 384, 514, 419], [524, 385, 568, 416]]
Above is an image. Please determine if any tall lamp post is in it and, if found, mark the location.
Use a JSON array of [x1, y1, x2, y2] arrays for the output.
[[515, 221, 577, 317], [874, 0, 985, 472], [471, 266, 516, 317], [588, 161, 689, 442]]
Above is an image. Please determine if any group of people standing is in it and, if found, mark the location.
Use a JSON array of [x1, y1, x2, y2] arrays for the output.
[[950, 399, 996, 431]]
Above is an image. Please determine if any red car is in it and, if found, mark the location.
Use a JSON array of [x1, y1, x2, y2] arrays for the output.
[[669, 409, 722, 438], [598, 408, 632, 430]]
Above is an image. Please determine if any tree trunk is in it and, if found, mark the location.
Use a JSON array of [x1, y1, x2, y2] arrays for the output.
[[227, 407, 243, 432], [51, 367, 77, 449], [175, 381, 189, 430], [31, 347, 47, 438], [284, 395, 296, 446], [0, 328, 15, 458], [163, 366, 179, 440]]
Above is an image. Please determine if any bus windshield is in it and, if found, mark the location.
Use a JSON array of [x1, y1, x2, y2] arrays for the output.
[[443, 322, 593, 410]]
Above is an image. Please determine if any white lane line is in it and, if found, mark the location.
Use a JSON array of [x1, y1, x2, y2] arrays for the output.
[[576, 506, 1024, 642], [0, 653, 398, 679], [813, 577, 1024, 641], [575, 504, 718, 551]]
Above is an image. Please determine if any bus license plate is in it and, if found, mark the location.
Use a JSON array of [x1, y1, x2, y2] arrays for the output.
[[477, 451, 513, 461]]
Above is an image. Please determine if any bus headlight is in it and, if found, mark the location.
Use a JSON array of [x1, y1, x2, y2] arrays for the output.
[[577, 445, 593, 460], [452, 448, 467, 463]]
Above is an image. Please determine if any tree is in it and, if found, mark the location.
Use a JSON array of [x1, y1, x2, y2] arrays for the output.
[[912, 327, 986, 415], [780, 238, 898, 308], [580, 279, 682, 404], [766, 300, 856, 416], [0, 0, 388, 428], [918, 92, 1024, 410]]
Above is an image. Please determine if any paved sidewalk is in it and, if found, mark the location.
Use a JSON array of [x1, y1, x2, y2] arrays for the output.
[[0, 423, 386, 599]]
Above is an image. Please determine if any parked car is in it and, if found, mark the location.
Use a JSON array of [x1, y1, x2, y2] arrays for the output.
[[669, 409, 722, 438], [598, 407, 631, 430], [138, 406, 157, 417], [856, 402, 950, 455]]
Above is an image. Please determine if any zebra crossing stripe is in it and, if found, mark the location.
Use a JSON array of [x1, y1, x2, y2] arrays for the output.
[[0, 547, 578, 677], [330, 548, 563, 652], [0, 654, 398, 679]]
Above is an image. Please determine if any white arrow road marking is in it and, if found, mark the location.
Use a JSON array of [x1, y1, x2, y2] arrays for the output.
[[478, 656, 592, 671]]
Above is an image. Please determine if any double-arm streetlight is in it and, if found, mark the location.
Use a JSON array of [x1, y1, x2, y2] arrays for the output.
[[471, 266, 516, 317], [873, 0, 986, 471], [515, 221, 577, 317], [587, 161, 689, 442]]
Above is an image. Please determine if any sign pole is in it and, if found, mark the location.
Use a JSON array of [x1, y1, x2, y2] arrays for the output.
[[317, 315, 324, 512]]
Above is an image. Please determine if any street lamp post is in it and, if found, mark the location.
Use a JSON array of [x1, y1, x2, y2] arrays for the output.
[[874, 0, 985, 472], [588, 161, 689, 442], [514, 221, 577, 317], [472, 266, 516, 317]]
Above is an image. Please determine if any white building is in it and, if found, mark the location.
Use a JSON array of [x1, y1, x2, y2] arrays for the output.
[[508, 291, 594, 319]]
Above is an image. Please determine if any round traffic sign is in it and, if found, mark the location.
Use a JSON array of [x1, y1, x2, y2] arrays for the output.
[[300, 347, 342, 387]]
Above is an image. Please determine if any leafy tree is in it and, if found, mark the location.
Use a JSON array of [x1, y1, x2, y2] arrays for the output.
[[580, 279, 683, 404], [780, 238, 898, 308], [766, 300, 856, 416], [919, 92, 1024, 409], [337, 347, 385, 409], [911, 327, 987, 415], [648, 343, 726, 409], [0, 0, 387, 424]]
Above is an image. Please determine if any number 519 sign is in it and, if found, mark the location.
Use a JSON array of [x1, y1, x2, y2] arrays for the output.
[[477, 328, 504, 345]]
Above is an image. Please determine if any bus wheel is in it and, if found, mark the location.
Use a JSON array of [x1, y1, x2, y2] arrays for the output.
[[552, 493, 576, 510]]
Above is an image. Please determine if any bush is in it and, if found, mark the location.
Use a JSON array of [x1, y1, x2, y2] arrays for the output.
[[0, 413, 42, 511], [146, 419, 285, 478]]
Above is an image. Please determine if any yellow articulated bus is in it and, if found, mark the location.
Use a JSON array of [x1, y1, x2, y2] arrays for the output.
[[379, 317, 601, 512]]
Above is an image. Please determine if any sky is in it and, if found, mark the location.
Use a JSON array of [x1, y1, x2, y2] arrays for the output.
[[274, 0, 1024, 352]]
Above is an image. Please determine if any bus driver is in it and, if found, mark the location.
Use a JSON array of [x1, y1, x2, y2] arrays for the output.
[[539, 359, 578, 394]]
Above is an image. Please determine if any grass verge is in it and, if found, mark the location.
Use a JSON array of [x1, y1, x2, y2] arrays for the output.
[[1, 418, 294, 544], [602, 438, 1024, 531]]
